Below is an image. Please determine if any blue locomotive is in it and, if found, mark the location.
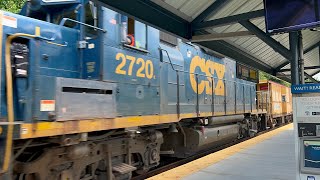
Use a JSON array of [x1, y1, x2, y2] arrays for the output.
[[0, 0, 270, 179]]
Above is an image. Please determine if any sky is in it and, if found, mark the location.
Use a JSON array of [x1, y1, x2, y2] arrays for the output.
[[314, 73, 320, 81]]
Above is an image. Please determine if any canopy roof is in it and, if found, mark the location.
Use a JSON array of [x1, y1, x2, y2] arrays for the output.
[[99, 0, 320, 83]]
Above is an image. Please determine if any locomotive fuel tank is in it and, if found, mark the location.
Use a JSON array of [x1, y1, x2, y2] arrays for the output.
[[208, 115, 244, 125], [161, 121, 240, 158]]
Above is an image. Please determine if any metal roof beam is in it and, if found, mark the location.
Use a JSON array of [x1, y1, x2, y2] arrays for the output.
[[240, 20, 292, 60], [278, 66, 320, 72], [192, 0, 228, 24], [275, 61, 290, 72], [97, 0, 192, 39], [312, 69, 320, 76], [191, 31, 254, 42], [274, 42, 320, 72], [196, 40, 274, 73], [304, 41, 320, 54], [275, 62, 290, 71], [194, 10, 264, 30], [305, 72, 319, 83], [275, 73, 292, 83], [195, 31, 291, 83]]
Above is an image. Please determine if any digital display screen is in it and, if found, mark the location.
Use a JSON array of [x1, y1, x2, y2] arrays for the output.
[[236, 63, 258, 83], [264, 0, 320, 34], [304, 140, 320, 168]]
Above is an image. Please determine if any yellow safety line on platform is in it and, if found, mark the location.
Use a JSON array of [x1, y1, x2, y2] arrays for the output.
[[147, 123, 293, 180]]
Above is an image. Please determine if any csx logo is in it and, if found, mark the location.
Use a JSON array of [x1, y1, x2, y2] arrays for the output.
[[189, 56, 225, 95]]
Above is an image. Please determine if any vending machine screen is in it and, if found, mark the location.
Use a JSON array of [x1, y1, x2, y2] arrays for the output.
[[304, 141, 320, 168]]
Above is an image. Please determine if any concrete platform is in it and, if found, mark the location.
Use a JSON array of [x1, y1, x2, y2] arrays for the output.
[[148, 124, 294, 180]]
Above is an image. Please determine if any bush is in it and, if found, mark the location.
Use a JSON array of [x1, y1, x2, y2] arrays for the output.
[[0, 0, 26, 13], [259, 71, 291, 87]]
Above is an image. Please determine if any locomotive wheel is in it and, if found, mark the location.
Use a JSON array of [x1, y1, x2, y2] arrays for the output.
[[267, 117, 276, 129], [270, 121, 276, 128]]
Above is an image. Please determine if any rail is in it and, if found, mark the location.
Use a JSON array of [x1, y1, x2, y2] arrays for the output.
[[59, 18, 107, 33]]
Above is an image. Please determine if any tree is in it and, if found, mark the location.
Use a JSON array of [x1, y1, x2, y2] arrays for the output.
[[0, 0, 26, 13], [259, 71, 291, 87]]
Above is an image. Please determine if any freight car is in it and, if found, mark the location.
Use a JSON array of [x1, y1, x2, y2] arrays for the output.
[[0, 1, 285, 179], [257, 80, 293, 128]]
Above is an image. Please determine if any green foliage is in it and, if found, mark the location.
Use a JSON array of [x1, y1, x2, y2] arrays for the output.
[[0, 0, 26, 13], [259, 71, 291, 87]]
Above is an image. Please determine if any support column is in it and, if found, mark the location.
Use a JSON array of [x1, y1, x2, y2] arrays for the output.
[[298, 31, 305, 84], [289, 32, 299, 85]]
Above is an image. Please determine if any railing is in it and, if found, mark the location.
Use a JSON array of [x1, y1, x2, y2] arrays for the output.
[[256, 91, 270, 112], [159, 50, 260, 116]]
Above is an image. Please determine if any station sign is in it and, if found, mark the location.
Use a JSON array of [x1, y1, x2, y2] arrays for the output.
[[291, 84, 320, 94]]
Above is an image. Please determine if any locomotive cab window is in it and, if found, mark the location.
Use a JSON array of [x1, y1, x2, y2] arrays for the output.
[[124, 17, 147, 50], [85, 1, 99, 38], [53, 9, 77, 27], [53, 0, 98, 35]]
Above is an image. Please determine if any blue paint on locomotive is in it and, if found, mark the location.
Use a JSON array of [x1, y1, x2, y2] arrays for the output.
[[0, 1, 257, 122], [1, 11, 80, 121]]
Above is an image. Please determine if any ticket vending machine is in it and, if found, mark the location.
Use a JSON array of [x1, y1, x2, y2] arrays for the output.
[[292, 84, 320, 180]]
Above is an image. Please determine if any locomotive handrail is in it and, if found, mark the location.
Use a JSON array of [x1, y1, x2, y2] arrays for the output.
[[0, 33, 37, 175], [159, 48, 177, 72], [59, 18, 107, 33], [159, 48, 182, 118], [7, 32, 67, 47]]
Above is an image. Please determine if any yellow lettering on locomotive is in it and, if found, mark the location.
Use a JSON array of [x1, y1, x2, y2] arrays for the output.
[[114, 53, 154, 79], [115, 53, 127, 75], [189, 56, 225, 95], [205, 60, 215, 95], [214, 62, 226, 96], [189, 56, 206, 94]]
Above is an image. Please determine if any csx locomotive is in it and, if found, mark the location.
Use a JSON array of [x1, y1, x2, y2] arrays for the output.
[[0, 0, 291, 179]]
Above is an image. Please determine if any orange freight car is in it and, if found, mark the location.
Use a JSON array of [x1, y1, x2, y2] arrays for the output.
[[281, 85, 292, 118], [257, 80, 292, 128]]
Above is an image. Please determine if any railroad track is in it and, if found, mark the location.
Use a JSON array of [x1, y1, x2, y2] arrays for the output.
[[132, 123, 291, 180]]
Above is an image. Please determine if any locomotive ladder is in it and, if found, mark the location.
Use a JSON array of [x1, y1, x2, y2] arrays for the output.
[[159, 48, 181, 118]]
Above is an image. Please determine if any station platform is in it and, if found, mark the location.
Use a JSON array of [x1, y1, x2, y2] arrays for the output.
[[148, 124, 294, 180]]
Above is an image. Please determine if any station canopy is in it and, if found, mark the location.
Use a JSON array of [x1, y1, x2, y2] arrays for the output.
[[100, 0, 320, 83]]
